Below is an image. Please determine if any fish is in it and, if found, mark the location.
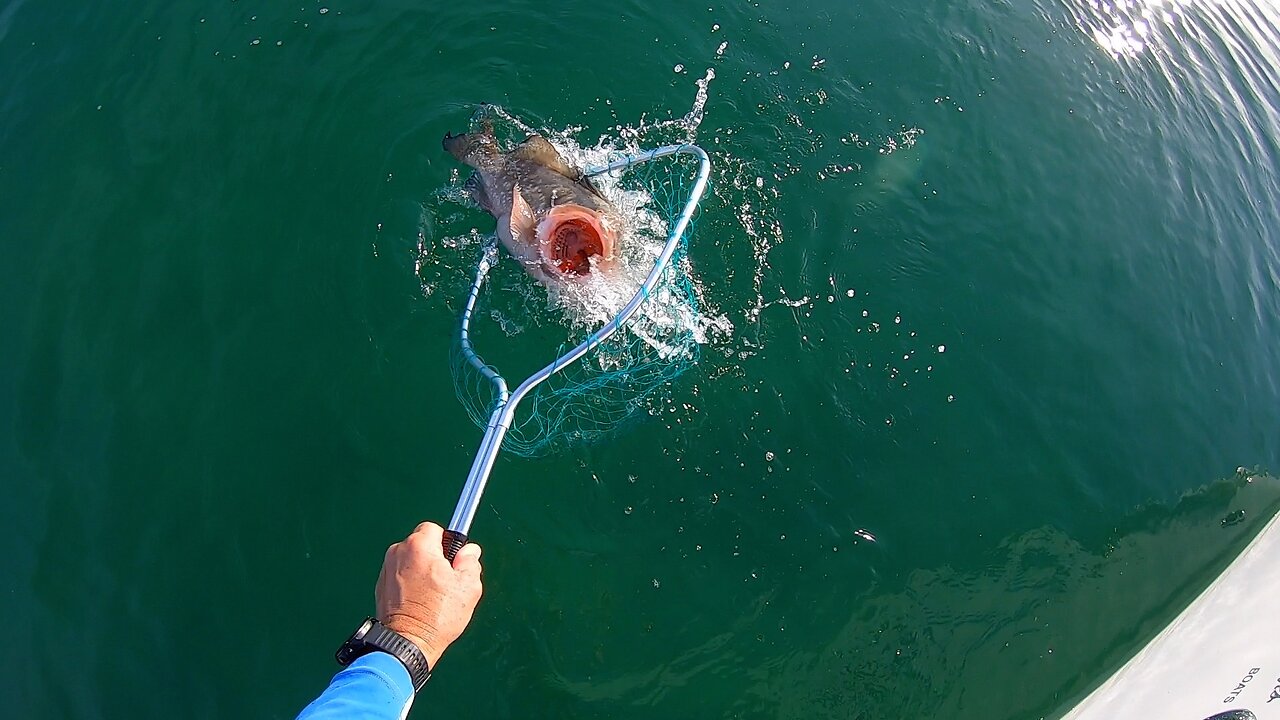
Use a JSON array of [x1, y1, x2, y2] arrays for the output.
[[443, 123, 622, 285]]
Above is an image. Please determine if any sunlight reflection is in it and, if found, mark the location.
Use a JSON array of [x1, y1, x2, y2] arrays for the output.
[[1074, 0, 1280, 63], [1079, 0, 1187, 57]]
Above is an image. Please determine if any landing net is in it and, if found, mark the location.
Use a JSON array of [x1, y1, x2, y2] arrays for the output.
[[450, 144, 710, 458]]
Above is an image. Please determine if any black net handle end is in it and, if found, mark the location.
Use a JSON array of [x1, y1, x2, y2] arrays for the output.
[[442, 529, 469, 562]]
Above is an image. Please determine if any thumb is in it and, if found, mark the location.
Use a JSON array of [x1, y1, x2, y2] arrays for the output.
[[452, 542, 482, 570]]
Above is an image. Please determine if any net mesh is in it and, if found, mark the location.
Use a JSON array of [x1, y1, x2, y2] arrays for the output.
[[449, 148, 707, 457]]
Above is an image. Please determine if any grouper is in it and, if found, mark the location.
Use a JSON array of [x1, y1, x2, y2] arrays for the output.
[[443, 124, 622, 285]]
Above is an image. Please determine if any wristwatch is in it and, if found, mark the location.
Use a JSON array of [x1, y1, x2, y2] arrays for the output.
[[336, 617, 432, 691]]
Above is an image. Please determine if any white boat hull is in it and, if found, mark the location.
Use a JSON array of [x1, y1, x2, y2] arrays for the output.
[[1062, 508, 1280, 719]]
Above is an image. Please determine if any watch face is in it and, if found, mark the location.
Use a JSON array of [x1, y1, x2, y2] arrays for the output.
[[336, 617, 379, 667]]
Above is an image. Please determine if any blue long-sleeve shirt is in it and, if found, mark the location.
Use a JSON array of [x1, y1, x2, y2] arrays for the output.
[[297, 652, 415, 720]]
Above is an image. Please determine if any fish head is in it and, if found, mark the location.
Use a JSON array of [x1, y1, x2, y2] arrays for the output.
[[536, 204, 618, 276]]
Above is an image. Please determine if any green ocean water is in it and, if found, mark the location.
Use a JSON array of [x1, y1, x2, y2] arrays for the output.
[[4, 0, 1280, 717]]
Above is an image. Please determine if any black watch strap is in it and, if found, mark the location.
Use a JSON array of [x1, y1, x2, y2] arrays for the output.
[[336, 617, 432, 692]]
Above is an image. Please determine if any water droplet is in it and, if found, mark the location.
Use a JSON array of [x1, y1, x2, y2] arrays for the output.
[[764, 451, 775, 461], [937, 345, 946, 353]]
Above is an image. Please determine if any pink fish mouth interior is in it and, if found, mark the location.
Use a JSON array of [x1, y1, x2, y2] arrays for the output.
[[547, 219, 604, 275], [538, 206, 615, 276]]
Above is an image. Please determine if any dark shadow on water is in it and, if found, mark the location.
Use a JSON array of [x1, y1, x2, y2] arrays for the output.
[[728, 469, 1280, 720]]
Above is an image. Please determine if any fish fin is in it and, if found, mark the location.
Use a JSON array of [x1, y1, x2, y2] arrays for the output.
[[513, 134, 610, 202], [512, 135, 579, 177], [463, 174, 492, 212], [575, 173, 609, 202], [509, 184, 537, 244], [443, 125, 500, 167]]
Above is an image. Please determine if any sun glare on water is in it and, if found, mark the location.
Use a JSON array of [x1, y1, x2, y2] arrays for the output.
[[1069, 0, 1280, 61]]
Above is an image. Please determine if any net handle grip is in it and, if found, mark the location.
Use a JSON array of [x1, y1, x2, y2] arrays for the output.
[[443, 529, 469, 562]]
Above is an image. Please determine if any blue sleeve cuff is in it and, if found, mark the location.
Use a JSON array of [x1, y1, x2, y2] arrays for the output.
[[350, 652, 416, 700], [296, 652, 415, 720]]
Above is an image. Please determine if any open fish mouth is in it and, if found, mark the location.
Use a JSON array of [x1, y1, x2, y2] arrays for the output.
[[548, 218, 604, 275], [537, 205, 616, 276]]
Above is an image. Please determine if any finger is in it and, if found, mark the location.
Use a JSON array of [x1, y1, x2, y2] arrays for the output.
[[413, 521, 444, 538], [410, 522, 445, 547]]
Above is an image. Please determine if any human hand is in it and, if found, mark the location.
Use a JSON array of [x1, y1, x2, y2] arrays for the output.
[[376, 522, 483, 668]]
